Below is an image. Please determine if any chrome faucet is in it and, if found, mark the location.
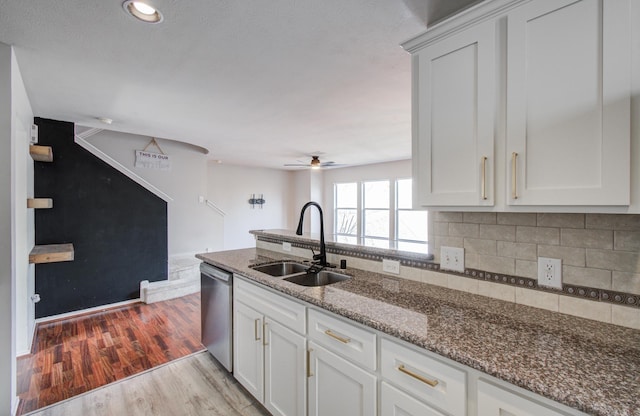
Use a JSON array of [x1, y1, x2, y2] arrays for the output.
[[296, 201, 330, 268]]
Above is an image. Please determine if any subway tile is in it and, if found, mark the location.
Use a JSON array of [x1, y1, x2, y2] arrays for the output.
[[478, 281, 516, 302], [434, 212, 463, 222], [559, 297, 611, 323], [611, 305, 640, 330], [478, 255, 515, 275], [515, 287, 559, 312], [563, 266, 612, 290], [463, 238, 497, 255], [434, 221, 450, 236], [448, 274, 478, 294], [516, 226, 560, 245], [449, 223, 479, 238], [561, 229, 613, 249], [586, 214, 640, 231], [538, 245, 585, 267], [399, 265, 422, 282], [537, 213, 585, 229], [497, 212, 537, 226], [497, 241, 537, 260], [614, 230, 640, 251], [435, 236, 464, 250], [479, 224, 516, 242], [586, 249, 640, 273], [515, 260, 537, 279], [464, 252, 479, 269], [612, 271, 640, 295], [462, 212, 497, 224], [422, 270, 449, 288]]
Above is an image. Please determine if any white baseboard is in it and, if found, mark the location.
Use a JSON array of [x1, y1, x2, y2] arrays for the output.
[[35, 298, 141, 325]]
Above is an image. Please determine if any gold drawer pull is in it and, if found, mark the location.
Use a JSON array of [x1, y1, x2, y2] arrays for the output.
[[398, 365, 439, 388], [511, 152, 518, 200], [254, 318, 260, 341], [307, 349, 313, 378], [481, 156, 488, 200], [263, 322, 268, 346], [324, 329, 351, 344]]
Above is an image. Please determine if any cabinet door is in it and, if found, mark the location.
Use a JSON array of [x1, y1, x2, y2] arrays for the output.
[[506, 0, 631, 206], [414, 19, 495, 207], [264, 318, 306, 416], [381, 382, 446, 416], [233, 301, 264, 402], [308, 342, 376, 416], [477, 379, 568, 416]]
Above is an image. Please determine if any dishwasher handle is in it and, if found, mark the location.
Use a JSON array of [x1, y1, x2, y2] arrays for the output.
[[200, 263, 232, 283]]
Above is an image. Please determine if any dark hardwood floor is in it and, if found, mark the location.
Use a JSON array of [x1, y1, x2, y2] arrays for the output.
[[16, 293, 204, 415]]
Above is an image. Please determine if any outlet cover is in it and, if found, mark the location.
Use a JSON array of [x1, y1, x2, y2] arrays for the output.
[[382, 259, 400, 274], [538, 257, 562, 289], [282, 242, 292, 252], [440, 246, 464, 272]]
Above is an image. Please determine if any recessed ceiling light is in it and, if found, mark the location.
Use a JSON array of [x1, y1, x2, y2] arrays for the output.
[[122, 0, 163, 24]]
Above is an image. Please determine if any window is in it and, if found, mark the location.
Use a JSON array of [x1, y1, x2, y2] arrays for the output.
[[334, 178, 429, 253]]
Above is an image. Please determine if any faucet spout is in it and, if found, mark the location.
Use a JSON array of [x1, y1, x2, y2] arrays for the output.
[[296, 201, 329, 267]]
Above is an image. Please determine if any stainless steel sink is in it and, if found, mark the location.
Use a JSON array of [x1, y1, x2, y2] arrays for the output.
[[283, 270, 351, 287], [251, 262, 308, 277]]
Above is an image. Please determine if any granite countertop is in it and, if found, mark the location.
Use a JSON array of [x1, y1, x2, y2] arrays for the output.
[[197, 248, 640, 416]]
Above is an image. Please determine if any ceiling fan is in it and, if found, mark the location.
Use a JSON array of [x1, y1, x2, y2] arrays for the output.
[[284, 156, 345, 169]]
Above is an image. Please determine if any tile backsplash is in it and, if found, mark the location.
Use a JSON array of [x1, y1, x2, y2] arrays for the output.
[[433, 212, 640, 296]]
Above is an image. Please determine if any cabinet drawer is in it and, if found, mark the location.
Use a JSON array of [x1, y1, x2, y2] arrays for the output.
[[477, 379, 574, 416], [234, 276, 306, 334], [381, 338, 466, 416], [307, 308, 376, 371], [381, 382, 446, 416]]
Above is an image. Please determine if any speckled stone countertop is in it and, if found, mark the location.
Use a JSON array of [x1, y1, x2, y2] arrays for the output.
[[197, 248, 640, 416]]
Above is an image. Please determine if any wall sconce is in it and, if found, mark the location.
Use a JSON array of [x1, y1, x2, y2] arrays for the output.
[[249, 194, 265, 209]]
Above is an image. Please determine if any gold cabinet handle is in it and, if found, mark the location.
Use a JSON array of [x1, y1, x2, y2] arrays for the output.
[[263, 322, 268, 346], [307, 349, 314, 378], [254, 318, 261, 341], [398, 365, 439, 388], [324, 329, 351, 344], [511, 152, 518, 200], [481, 156, 488, 200]]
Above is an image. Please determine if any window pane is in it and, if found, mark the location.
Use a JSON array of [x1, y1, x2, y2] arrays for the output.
[[364, 181, 389, 209], [398, 210, 428, 241], [364, 238, 390, 249], [336, 183, 357, 208], [336, 235, 358, 245], [397, 241, 429, 253], [397, 179, 413, 209], [364, 209, 389, 238], [335, 209, 357, 235]]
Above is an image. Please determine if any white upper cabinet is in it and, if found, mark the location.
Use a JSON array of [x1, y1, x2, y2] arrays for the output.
[[413, 19, 496, 206], [404, 0, 634, 211], [506, 0, 631, 206]]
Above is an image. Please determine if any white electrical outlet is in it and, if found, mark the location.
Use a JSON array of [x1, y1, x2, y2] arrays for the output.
[[440, 246, 465, 272], [282, 242, 292, 252], [538, 257, 562, 289], [382, 259, 400, 274]]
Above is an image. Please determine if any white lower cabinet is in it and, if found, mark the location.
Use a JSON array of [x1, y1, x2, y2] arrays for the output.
[[477, 379, 568, 416], [381, 382, 446, 416], [307, 341, 377, 416], [233, 278, 307, 416]]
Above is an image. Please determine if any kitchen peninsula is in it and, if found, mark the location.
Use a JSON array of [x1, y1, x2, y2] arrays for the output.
[[197, 230, 640, 416]]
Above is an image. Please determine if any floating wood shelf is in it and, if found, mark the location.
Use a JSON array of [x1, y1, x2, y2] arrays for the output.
[[29, 145, 53, 162], [27, 198, 53, 209], [29, 243, 74, 264]]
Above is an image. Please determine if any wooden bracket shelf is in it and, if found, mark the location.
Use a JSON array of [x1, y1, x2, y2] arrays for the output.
[[27, 198, 53, 209], [29, 243, 74, 264], [29, 145, 53, 162]]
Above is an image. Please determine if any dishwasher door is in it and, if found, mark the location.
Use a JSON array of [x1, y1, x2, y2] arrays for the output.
[[200, 263, 233, 372]]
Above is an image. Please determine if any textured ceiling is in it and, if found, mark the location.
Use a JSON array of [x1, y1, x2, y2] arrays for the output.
[[0, 0, 479, 169]]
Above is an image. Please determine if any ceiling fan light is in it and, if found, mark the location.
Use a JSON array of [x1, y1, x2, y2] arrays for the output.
[[310, 156, 321, 167]]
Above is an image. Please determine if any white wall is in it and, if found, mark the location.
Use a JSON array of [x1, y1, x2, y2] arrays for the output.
[[291, 169, 324, 234], [11, 49, 34, 357], [208, 163, 293, 249], [1, 42, 34, 416], [321, 159, 412, 232], [87, 131, 221, 260]]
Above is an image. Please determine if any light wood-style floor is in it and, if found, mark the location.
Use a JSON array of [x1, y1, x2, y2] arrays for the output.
[[26, 351, 270, 416]]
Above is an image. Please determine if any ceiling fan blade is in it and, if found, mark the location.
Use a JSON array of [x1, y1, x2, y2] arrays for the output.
[[284, 163, 309, 167]]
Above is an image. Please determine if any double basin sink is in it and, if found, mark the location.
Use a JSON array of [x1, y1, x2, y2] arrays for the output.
[[250, 261, 350, 287]]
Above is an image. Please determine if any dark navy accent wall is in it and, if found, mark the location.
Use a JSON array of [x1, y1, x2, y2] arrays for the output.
[[34, 118, 167, 318]]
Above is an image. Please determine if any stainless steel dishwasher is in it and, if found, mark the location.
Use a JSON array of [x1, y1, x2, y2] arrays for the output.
[[200, 262, 233, 372]]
